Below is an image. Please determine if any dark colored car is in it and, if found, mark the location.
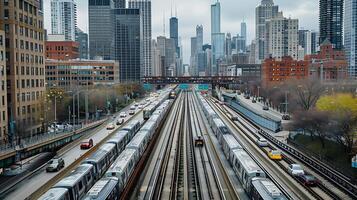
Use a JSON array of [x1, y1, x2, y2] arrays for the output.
[[298, 174, 318, 187], [252, 99, 257, 103], [282, 114, 291, 120], [80, 138, 93, 149], [46, 158, 65, 172], [263, 105, 269, 111]]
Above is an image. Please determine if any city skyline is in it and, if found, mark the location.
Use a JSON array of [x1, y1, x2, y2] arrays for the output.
[[44, 0, 319, 63]]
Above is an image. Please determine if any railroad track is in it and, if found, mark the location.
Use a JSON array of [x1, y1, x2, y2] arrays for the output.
[[206, 97, 316, 200], [188, 92, 222, 200], [190, 92, 242, 200], [219, 98, 352, 200]]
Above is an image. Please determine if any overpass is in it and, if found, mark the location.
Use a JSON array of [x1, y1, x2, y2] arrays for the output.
[[142, 76, 258, 85]]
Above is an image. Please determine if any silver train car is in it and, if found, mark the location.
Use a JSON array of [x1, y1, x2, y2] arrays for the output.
[[38, 188, 70, 200], [220, 134, 242, 159], [51, 164, 96, 200], [230, 149, 266, 190], [83, 177, 120, 200], [81, 143, 118, 180], [105, 149, 138, 194], [250, 178, 287, 200]]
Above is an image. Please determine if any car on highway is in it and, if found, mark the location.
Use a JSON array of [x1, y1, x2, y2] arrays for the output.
[[138, 105, 143, 109], [298, 174, 318, 187], [106, 123, 115, 130], [134, 103, 139, 107], [252, 99, 256, 103], [116, 118, 124, 125], [268, 150, 282, 160], [119, 112, 127, 118], [282, 114, 291, 120], [46, 158, 65, 172], [129, 109, 135, 115], [262, 105, 269, 111], [80, 139, 94, 150], [231, 116, 239, 121], [288, 164, 305, 176], [256, 138, 268, 147]]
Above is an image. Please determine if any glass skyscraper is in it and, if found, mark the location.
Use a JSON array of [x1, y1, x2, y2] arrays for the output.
[[129, 0, 152, 77], [170, 17, 179, 57], [211, 1, 224, 75], [344, 0, 357, 78], [51, 0, 77, 41], [319, 0, 344, 50], [112, 9, 142, 83], [89, 0, 113, 60]]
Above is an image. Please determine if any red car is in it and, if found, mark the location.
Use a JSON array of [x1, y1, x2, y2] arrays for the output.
[[80, 139, 93, 149]]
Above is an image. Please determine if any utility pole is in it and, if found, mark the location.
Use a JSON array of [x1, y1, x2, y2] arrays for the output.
[[285, 91, 288, 114]]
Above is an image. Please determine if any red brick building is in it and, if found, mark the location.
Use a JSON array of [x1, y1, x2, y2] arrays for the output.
[[45, 41, 79, 60], [305, 39, 348, 81], [262, 56, 309, 86]]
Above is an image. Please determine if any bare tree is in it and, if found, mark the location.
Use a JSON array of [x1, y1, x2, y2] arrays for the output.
[[330, 111, 357, 154], [293, 79, 325, 111], [290, 110, 331, 148]]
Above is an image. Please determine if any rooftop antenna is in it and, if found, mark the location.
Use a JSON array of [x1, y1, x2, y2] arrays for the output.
[[175, 3, 177, 17], [163, 12, 166, 37]]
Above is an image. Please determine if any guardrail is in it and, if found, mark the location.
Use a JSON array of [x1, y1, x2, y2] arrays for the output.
[[0, 120, 106, 161]]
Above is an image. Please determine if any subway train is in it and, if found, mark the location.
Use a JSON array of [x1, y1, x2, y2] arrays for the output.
[[39, 92, 172, 200], [196, 92, 287, 200]]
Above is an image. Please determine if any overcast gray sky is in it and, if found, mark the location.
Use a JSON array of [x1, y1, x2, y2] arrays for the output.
[[44, 0, 319, 63]]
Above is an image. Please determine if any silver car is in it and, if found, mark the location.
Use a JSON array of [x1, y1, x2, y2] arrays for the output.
[[46, 158, 65, 172]]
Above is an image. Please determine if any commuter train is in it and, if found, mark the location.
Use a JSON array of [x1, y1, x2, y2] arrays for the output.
[[143, 90, 172, 120], [196, 92, 287, 200], [39, 92, 173, 200]]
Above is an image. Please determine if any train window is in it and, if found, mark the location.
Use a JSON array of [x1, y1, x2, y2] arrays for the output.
[[256, 173, 261, 177], [111, 172, 116, 177], [86, 173, 91, 182], [244, 173, 248, 181], [79, 181, 84, 191]]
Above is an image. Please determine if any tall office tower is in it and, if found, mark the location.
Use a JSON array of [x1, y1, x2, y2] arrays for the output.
[[51, 0, 77, 41], [0, 29, 7, 140], [237, 35, 247, 53], [225, 33, 232, 60], [75, 28, 88, 59], [319, 0, 344, 50], [157, 36, 176, 76], [265, 12, 299, 60], [249, 40, 257, 64], [211, 1, 225, 75], [191, 37, 198, 76], [129, 0, 152, 77], [303, 31, 319, 55], [89, 0, 113, 60], [112, 9, 142, 83], [298, 30, 308, 48], [344, 0, 357, 78], [151, 39, 163, 76], [113, 0, 126, 8], [170, 16, 179, 57], [240, 21, 247, 50], [196, 25, 204, 52], [1, 0, 46, 139], [241, 21, 247, 40], [255, 0, 279, 63]]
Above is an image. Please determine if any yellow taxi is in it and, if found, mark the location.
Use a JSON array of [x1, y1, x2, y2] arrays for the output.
[[268, 150, 282, 160]]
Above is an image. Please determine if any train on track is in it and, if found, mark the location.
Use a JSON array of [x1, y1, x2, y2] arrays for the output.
[[39, 91, 173, 200], [196, 93, 288, 200]]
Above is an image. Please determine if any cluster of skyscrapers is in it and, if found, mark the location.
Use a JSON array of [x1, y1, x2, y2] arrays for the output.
[[189, 0, 357, 79]]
